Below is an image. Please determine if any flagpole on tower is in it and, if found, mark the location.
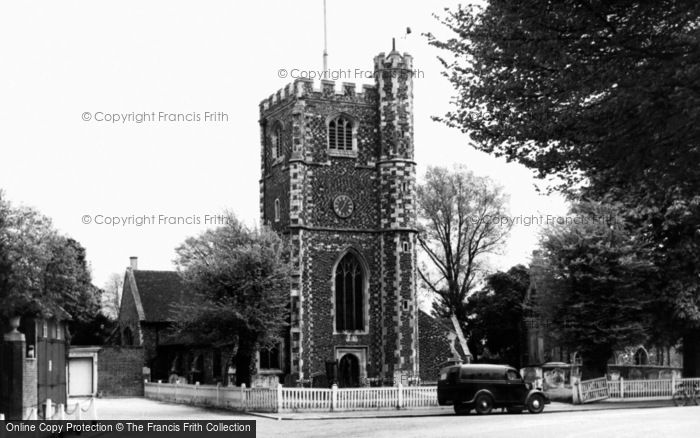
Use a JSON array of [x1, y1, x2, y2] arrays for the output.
[[323, 0, 328, 71]]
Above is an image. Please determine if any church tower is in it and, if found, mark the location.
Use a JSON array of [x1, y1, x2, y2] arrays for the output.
[[259, 47, 418, 386]]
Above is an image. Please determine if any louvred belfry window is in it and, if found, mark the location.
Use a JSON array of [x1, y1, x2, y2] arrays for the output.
[[271, 122, 283, 159], [328, 116, 353, 151], [335, 253, 364, 331]]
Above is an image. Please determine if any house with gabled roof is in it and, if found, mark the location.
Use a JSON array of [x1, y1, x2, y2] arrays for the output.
[[118, 257, 238, 385]]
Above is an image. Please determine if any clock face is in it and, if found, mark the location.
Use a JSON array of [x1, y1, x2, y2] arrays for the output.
[[333, 194, 354, 218]]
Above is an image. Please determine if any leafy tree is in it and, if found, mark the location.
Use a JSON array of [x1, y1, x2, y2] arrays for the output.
[[466, 265, 529, 366], [172, 215, 292, 386], [69, 311, 116, 346], [47, 237, 101, 325], [417, 165, 511, 327], [0, 195, 99, 327], [429, 0, 700, 374], [534, 202, 657, 378], [1, 203, 59, 320], [0, 192, 12, 313], [429, 1, 699, 193]]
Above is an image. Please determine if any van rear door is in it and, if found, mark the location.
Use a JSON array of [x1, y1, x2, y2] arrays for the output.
[[488, 370, 510, 404]]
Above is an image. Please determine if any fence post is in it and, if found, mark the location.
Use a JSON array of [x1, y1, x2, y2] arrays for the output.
[[0, 414, 4, 420], [88, 398, 98, 421], [45, 399, 53, 420], [56, 404, 65, 420], [276, 383, 283, 413], [671, 374, 676, 394], [397, 383, 403, 410], [195, 382, 200, 405], [216, 383, 221, 406], [331, 384, 338, 412], [241, 383, 247, 411], [620, 378, 624, 399], [157, 380, 162, 397], [75, 402, 82, 421]]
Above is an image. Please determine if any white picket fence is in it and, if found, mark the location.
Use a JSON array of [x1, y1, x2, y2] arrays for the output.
[[576, 377, 700, 403], [279, 387, 332, 410], [147, 377, 700, 410], [145, 381, 437, 412]]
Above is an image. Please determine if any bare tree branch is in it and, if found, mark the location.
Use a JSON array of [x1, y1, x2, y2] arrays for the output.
[[417, 165, 512, 324]]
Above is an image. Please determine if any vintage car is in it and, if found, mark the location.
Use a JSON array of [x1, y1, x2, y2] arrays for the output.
[[437, 363, 550, 415]]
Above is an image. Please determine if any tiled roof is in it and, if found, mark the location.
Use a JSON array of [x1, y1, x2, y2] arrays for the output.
[[132, 270, 189, 322], [418, 310, 469, 359], [418, 309, 451, 332]]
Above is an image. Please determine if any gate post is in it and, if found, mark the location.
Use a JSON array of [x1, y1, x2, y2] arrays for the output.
[[45, 399, 53, 420], [87, 398, 98, 421], [397, 383, 403, 409], [331, 384, 338, 412], [572, 381, 581, 404], [620, 377, 624, 399], [276, 383, 283, 413], [671, 373, 676, 394], [1, 320, 30, 420]]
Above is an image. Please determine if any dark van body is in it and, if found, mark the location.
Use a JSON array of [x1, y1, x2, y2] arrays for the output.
[[437, 364, 549, 415]]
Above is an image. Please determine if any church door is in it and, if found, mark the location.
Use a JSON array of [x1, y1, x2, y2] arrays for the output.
[[338, 353, 360, 388]]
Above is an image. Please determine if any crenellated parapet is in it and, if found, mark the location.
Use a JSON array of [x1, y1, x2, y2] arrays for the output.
[[373, 51, 414, 71], [260, 79, 378, 116]]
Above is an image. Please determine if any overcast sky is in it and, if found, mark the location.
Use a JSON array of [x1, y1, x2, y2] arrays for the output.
[[0, 0, 568, 289]]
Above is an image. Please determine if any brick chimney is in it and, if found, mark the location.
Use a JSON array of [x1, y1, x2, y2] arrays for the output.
[[129, 256, 138, 270]]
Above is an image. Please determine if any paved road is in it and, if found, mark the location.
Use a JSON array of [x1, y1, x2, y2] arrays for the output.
[[94, 398, 700, 438], [94, 398, 256, 420], [257, 407, 699, 438]]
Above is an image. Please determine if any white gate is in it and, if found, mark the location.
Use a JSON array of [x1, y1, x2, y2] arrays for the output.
[[576, 377, 610, 403]]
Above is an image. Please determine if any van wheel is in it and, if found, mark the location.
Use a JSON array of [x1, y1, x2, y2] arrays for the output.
[[506, 407, 523, 414], [454, 403, 470, 415], [474, 394, 493, 415], [527, 394, 545, 414]]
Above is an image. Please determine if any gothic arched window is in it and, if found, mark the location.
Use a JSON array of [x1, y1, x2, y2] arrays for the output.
[[334, 253, 365, 331], [123, 327, 134, 346], [328, 116, 354, 151], [634, 347, 648, 365], [259, 345, 281, 370]]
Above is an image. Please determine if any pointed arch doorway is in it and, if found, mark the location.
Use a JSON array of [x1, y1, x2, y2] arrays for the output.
[[338, 354, 360, 387], [335, 347, 367, 388]]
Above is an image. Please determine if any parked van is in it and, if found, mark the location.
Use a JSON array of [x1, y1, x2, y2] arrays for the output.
[[437, 364, 549, 415]]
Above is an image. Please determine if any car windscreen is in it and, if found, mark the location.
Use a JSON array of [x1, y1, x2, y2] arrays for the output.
[[506, 370, 521, 381]]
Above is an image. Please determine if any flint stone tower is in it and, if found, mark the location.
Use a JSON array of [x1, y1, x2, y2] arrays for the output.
[[259, 48, 418, 386]]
